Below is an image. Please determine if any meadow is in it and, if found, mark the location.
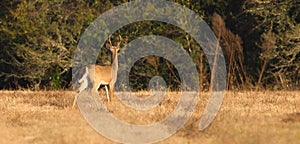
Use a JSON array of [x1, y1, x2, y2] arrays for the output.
[[0, 90, 300, 144]]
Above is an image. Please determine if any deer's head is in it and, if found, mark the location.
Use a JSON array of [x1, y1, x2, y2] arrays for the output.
[[105, 35, 122, 53]]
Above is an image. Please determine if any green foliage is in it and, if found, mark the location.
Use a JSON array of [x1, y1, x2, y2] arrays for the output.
[[0, 0, 97, 89], [0, 0, 299, 90], [47, 66, 63, 90], [244, 0, 300, 89]]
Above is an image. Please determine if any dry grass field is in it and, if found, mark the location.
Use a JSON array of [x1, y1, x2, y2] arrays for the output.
[[0, 90, 300, 144]]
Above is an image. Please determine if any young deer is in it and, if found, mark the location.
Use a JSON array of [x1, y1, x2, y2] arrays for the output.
[[72, 36, 121, 107]]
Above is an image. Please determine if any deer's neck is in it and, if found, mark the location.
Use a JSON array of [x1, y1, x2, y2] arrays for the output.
[[111, 52, 118, 82], [112, 53, 118, 70]]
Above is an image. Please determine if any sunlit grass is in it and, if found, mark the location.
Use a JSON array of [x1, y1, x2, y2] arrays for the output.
[[0, 90, 299, 143]]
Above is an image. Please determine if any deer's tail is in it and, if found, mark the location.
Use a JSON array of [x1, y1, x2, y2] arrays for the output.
[[78, 67, 89, 93]]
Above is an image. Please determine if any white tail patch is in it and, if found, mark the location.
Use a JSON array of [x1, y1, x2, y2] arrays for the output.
[[72, 67, 89, 107], [78, 67, 89, 93]]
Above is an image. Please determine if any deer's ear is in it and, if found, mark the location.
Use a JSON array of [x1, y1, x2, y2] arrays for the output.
[[105, 43, 111, 49]]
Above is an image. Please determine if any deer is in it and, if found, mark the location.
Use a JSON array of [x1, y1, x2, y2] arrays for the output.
[[72, 36, 121, 108]]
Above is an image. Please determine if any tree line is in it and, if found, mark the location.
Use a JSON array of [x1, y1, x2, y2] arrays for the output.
[[0, 0, 299, 90]]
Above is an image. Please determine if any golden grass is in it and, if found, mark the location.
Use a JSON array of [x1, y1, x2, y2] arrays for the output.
[[0, 90, 300, 144]]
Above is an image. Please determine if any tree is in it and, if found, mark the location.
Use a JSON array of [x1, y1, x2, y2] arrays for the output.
[[212, 13, 249, 90], [0, 0, 95, 89], [243, 0, 300, 89]]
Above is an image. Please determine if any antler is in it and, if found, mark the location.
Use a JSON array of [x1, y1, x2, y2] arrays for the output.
[[108, 36, 113, 46], [105, 35, 112, 50], [117, 35, 122, 47], [106, 35, 122, 48]]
